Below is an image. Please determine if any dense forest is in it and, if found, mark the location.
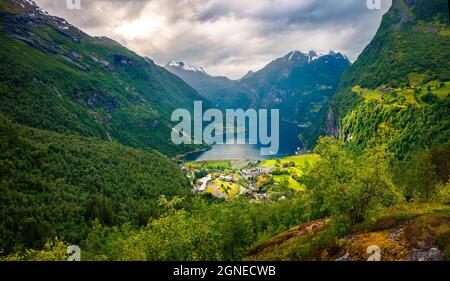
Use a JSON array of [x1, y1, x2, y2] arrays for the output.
[[0, 114, 191, 253]]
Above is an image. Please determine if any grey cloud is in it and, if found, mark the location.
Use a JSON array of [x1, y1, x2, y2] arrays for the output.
[[34, 0, 392, 79], [36, 0, 150, 28]]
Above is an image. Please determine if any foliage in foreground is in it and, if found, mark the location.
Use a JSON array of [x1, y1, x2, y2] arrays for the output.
[[2, 133, 448, 261], [303, 137, 400, 230]]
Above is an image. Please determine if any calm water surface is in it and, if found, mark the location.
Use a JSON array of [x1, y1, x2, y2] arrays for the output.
[[184, 121, 304, 161]]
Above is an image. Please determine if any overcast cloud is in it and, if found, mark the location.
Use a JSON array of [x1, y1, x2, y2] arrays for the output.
[[35, 0, 392, 79]]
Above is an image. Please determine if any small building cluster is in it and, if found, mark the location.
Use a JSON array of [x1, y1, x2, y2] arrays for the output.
[[241, 166, 275, 179]]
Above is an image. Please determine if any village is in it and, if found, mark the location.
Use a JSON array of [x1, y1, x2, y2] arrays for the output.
[[179, 154, 319, 202]]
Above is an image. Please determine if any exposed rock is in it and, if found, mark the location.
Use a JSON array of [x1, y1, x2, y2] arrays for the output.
[[409, 248, 443, 261], [107, 97, 119, 113], [335, 253, 349, 261], [86, 92, 102, 108], [113, 55, 141, 69], [338, 231, 410, 261], [427, 24, 437, 33], [325, 107, 339, 137], [387, 228, 403, 243], [393, 8, 411, 30], [151, 119, 161, 128]]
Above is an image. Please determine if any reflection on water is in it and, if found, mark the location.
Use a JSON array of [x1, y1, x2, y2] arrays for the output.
[[184, 121, 304, 161]]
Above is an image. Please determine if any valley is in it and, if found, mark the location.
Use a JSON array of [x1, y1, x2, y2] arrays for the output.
[[165, 50, 351, 147], [0, 0, 449, 263]]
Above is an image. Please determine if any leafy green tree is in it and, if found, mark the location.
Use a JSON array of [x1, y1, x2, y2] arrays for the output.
[[0, 238, 68, 261], [303, 137, 399, 229], [403, 149, 442, 201]]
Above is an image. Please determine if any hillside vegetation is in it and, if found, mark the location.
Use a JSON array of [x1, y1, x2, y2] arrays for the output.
[[245, 203, 450, 261], [0, 114, 191, 253], [328, 0, 450, 159], [245, 136, 450, 261], [0, 0, 207, 156]]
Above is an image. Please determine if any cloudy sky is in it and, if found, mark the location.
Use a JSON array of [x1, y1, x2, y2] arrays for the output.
[[35, 0, 392, 79]]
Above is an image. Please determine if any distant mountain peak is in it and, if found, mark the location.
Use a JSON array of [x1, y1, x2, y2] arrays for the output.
[[166, 61, 207, 74], [240, 70, 255, 80], [281, 50, 348, 64], [283, 50, 306, 62]]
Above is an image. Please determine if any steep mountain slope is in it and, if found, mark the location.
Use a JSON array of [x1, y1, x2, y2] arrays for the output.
[[166, 51, 350, 137], [327, 0, 450, 158], [0, 0, 207, 156], [0, 113, 191, 253], [240, 50, 350, 126]]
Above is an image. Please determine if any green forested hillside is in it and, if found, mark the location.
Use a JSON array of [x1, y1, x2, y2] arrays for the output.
[[0, 114, 191, 253], [0, 0, 207, 156], [327, 0, 450, 158]]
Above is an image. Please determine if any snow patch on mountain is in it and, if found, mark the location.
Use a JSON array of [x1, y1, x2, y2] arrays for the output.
[[167, 61, 206, 74], [283, 50, 349, 64]]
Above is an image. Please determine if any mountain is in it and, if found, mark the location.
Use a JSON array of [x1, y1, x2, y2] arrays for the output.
[[327, 0, 450, 158], [166, 50, 350, 137], [239, 50, 351, 126], [164, 61, 245, 108], [0, 0, 208, 156]]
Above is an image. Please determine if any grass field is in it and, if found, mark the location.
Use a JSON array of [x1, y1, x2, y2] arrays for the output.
[[352, 85, 382, 101], [421, 81, 450, 99], [259, 154, 319, 168], [206, 179, 242, 199], [352, 82, 449, 106], [259, 154, 319, 192], [185, 160, 231, 169], [272, 175, 304, 191]]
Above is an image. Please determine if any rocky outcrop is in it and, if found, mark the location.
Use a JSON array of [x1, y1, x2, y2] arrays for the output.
[[245, 204, 450, 261], [410, 248, 443, 261], [325, 107, 339, 138], [113, 55, 142, 69]]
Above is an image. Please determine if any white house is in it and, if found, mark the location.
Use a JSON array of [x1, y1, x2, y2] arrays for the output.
[[197, 174, 211, 192], [219, 175, 233, 182]]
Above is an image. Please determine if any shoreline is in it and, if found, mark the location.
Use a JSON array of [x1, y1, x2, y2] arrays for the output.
[[177, 152, 314, 163], [173, 146, 212, 161]]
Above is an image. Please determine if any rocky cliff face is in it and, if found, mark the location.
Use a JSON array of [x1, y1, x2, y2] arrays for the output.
[[325, 107, 339, 138]]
